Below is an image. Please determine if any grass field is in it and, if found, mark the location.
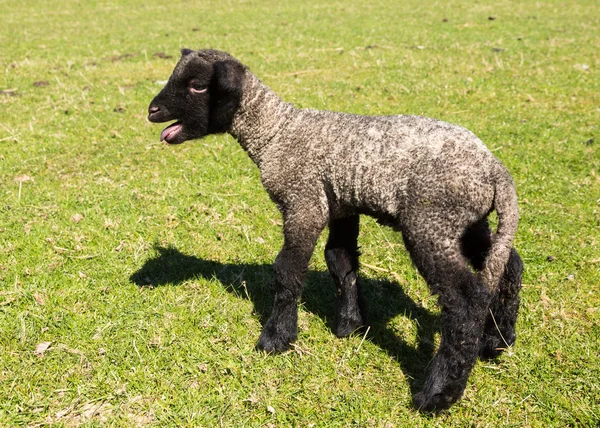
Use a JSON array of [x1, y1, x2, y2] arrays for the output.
[[1, 0, 599, 425]]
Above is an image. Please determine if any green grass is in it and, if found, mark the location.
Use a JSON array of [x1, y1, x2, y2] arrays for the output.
[[1, 0, 599, 425]]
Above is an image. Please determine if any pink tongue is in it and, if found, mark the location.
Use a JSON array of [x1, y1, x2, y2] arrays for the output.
[[160, 122, 183, 142]]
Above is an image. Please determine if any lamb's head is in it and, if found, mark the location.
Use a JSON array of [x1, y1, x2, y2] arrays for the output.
[[148, 49, 246, 144]]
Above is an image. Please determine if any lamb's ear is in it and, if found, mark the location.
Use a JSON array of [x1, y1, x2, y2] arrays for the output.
[[181, 48, 194, 57], [208, 60, 246, 133], [213, 60, 246, 94]]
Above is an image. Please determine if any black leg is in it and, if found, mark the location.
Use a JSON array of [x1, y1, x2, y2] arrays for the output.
[[324, 216, 366, 337], [256, 211, 327, 354], [414, 266, 491, 412], [460, 219, 524, 360], [479, 248, 523, 360], [404, 220, 491, 413]]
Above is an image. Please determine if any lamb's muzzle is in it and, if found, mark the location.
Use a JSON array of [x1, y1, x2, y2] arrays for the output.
[[147, 48, 523, 413], [147, 103, 184, 143]]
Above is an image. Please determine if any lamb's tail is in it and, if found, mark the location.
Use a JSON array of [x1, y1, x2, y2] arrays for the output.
[[479, 163, 519, 290]]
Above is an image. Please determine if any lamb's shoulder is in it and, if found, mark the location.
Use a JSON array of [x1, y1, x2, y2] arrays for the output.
[[257, 137, 326, 211]]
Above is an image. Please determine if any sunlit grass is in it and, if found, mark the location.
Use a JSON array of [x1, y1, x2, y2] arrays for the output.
[[1, 0, 599, 425]]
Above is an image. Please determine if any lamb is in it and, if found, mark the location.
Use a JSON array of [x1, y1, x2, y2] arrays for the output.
[[147, 48, 524, 413]]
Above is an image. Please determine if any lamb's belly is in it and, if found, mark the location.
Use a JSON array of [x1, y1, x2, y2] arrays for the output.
[[330, 171, 408, 220]]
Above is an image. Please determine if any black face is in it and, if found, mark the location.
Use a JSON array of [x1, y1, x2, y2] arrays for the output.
[[148, 49, 246, 144]]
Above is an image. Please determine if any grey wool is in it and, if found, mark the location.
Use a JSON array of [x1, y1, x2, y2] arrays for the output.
[[148, 49, 524, 413]]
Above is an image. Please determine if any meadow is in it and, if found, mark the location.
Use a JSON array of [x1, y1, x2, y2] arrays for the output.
[[1, 0, 599, 425]]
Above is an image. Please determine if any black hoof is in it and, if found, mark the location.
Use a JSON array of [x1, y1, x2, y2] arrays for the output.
[[478, 332, 515, 361], [256, 330, 295, 354], [335, 316, 366, 338], [413, 391, 454, 414]]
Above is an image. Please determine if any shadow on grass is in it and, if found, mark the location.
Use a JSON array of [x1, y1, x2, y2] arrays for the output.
[[130, 245, 439, 394]]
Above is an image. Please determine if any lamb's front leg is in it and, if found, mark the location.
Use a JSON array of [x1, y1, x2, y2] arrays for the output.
[[257, 210, 327, 353]]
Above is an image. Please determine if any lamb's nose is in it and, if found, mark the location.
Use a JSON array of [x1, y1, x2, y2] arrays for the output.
[[149, 106, 160, 114]]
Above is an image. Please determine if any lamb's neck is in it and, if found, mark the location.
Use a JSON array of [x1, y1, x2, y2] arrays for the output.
[[229, 71, 295, 166]]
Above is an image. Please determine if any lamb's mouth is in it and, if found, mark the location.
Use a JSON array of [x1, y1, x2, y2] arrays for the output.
[[160, 121, 184, 144]]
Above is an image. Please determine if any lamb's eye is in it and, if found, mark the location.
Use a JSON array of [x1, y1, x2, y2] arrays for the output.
[[189, 81, 207, 94]]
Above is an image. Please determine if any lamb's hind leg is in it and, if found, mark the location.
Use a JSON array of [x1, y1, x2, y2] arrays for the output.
[[257, 209, 327, 354], [406, 224, 491, 412], [461, 219, 524, 359], [325, 215, 366, 337], [479, 248, 523, 359]]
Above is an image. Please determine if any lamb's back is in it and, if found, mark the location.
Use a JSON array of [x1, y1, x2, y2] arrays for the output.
[[260, 109, 499, 221]]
